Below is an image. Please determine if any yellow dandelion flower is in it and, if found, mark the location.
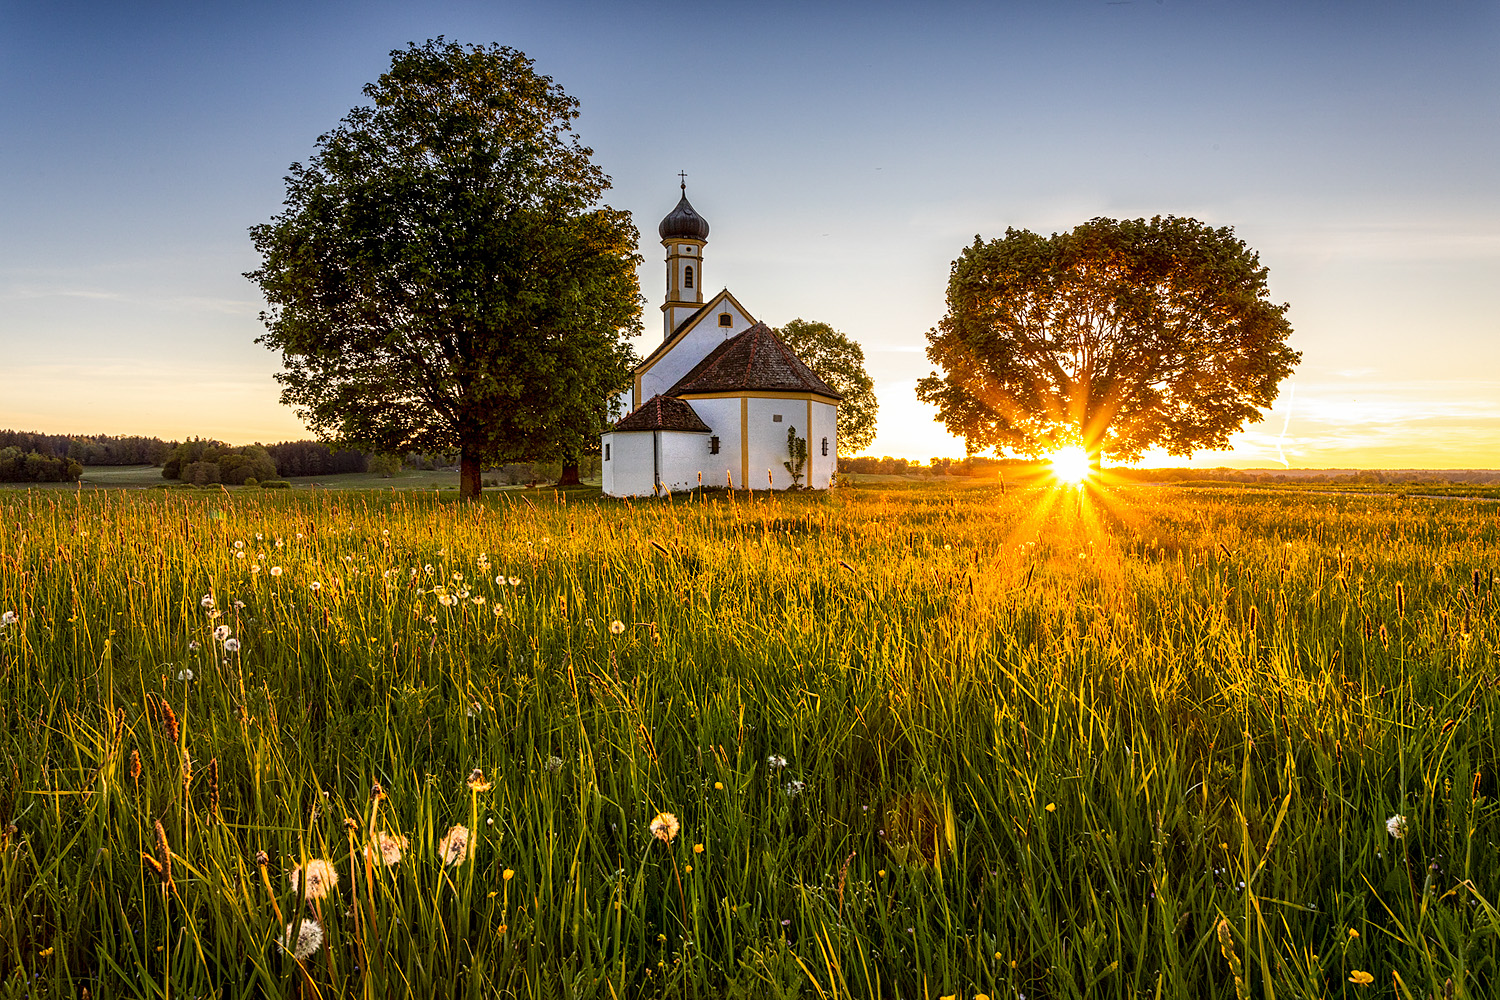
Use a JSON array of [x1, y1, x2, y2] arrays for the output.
[[503, 868, 514, 880], [714, 781, 724, 790], [1045, 802, 1056, 812], [693, 843, 704, 853], [466, 768, 492, 792], [684, 864, 693, 873], [1349, 970, 1374, 985], [1348, 928, 1359, 939]]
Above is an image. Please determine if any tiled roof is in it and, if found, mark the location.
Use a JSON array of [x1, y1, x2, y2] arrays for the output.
[[665, 323, 843, 401], [613, 394, 712, 433]]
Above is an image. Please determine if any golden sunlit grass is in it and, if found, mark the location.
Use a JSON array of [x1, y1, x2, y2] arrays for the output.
[[0, 483, 1496, 998]]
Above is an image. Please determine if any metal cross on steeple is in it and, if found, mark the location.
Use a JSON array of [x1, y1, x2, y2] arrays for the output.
[[678, 170, 687, 191]]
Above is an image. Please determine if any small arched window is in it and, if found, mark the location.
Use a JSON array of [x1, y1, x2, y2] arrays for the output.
[[718, 313, 733, 327], [709, 436, 720, 455], [684, 265, 694, 289], [821, 437, 829, 457]]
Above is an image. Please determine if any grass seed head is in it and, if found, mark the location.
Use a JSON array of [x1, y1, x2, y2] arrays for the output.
[[159, 698, 179, 745], [152, 820, 173, 888]]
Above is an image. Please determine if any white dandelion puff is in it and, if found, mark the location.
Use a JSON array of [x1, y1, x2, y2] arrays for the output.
[[1386, 814, 1407, 839], [438, 825, 471, 867], [279, 918, 324, 961]]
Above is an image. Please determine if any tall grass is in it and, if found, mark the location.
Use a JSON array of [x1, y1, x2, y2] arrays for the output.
[[0, 483, 1496, 998]]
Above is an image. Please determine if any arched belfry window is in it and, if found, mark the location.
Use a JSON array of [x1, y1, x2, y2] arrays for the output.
[[684, 265, 694, 289]]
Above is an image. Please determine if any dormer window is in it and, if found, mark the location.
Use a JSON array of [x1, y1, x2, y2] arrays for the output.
[[718, 313, 732, 327], [684, 265, 694, 289]]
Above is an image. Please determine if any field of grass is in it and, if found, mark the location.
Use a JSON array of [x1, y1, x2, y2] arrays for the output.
[[0, 482, 1496, 999]]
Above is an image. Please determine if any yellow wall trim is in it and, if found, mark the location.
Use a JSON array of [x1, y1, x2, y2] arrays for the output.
[[740, 395, 749, 489]]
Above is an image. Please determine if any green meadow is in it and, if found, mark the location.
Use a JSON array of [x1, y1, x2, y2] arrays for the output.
[[0, 483, 1496, 999]]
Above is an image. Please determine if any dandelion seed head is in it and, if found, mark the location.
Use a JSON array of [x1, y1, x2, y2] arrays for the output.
[[767, 754, 788, 769], [270, 566, 283, 576], [213, 625, 230, 642], [1386, 814, 1407, 839], [289, 859, 339, 900], [200, 595, 214, 609], [466, 768, 492, 792], [365, 832, 408, 866], [279, 919, 325, 962], [649, 812, 680, 843], [177, 668, 194, 682], [224, 638, 240, 653], [609, 620, 625, 635], [438, 824, 471, 867]]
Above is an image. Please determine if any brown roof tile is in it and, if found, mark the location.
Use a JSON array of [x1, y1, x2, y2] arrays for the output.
[[665, 323, 843, 400], [613, 394, 712, 433]]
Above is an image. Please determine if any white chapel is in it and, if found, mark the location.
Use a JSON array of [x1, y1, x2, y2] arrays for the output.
[[600, 184, 841, 497]]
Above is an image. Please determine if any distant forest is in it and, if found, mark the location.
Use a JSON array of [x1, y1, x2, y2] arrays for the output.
[[0, 430, 372, 484]]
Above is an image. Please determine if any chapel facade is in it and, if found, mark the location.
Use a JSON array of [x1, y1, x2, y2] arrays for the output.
[[600, 185, 840, 497]]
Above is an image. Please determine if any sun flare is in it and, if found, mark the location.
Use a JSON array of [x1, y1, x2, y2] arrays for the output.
[[1049, 446, 1093, 484]]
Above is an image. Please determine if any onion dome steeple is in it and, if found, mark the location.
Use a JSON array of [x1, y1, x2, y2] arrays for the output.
[[660, 175, 709, 339], [658, 176, 710, 241]]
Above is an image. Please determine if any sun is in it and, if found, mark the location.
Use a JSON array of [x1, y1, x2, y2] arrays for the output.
[[1049, 446, 1093, 484]]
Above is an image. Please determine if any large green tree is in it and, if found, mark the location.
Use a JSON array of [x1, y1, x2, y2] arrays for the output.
[[248, 39, 641, 499], [773, 318, 878, 456], [916, 216, 1298, 469]]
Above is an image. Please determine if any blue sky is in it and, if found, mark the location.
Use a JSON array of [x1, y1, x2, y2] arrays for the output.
[[2, 0, 1497, 466]]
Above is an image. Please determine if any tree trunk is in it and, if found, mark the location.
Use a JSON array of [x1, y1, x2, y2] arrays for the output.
[[459, 451, 482, 500], [558, 462, 581, 486]]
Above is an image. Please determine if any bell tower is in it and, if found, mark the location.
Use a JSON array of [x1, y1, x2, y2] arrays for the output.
[[658, 174, 710, 339]]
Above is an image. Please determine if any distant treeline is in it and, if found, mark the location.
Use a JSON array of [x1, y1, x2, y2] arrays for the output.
[[841, 455, 1037, 477], [1107, 467, 1500, 486], [0, 447, 82, 483], [842, 454, 1500, 487], [0, 430, 173, 466], [164, 439, 377, 484]]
